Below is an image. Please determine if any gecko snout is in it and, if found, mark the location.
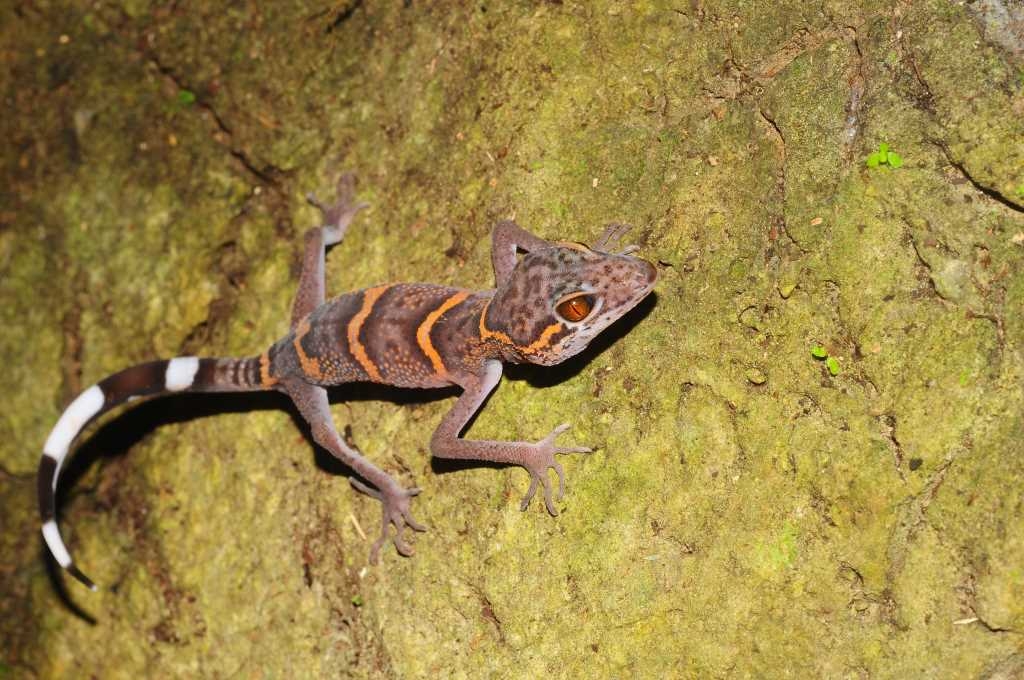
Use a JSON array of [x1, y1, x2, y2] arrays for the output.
[[639, 259, 658, 288], [624, 257, 657, 296]]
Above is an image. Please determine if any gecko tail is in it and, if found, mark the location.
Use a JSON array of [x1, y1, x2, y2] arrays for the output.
[[38, 356, 264, 591]]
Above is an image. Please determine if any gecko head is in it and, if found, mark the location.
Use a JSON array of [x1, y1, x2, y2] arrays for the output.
[[483, 236, 657, 366]]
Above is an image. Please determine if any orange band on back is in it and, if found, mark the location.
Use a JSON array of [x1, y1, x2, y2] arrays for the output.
[[416, 291, 469, 378], [259, 350, 278, 387], [293, 317, 324, 381], [348, 285, 389, 382]]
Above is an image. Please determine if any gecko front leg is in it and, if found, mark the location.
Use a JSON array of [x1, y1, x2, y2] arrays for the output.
[[292, 173, 368, 327], [489, 220, 553, 288], [430, 361, 591, 515]]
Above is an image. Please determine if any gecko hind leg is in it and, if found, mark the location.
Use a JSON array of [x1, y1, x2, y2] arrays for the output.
[[290, 173, 369, 329], [350, 478, 425, 563], [282, 377, 426, 563]]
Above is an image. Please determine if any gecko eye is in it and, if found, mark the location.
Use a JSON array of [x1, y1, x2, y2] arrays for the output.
[[555, 294, 595, 323]]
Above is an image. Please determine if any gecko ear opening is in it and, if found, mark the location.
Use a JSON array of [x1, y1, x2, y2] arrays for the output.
[[555, 294, 596, 323]]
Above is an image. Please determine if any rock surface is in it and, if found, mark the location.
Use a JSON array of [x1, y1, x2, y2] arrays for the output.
[[1, 1, 1022, 677]]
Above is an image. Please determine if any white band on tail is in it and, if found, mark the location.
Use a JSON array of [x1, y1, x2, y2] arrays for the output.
[[43, 385, 105, 470], [42, 520, 72, 567], [165, 356, 200, 391]]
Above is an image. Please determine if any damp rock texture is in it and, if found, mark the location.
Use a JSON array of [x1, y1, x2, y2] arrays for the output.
[[1, 1, 1022, 677]]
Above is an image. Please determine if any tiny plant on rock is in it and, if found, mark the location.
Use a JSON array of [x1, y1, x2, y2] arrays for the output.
[[866, 142, 903, 169], [810, 344, 840, 376]]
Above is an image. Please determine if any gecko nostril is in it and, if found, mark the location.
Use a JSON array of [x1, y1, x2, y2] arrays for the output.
[[640, 261, 657, 287]]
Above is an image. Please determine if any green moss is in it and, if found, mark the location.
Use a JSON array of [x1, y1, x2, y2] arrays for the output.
[[756, 520, 800, 574], [1, 0, 1021, 677]]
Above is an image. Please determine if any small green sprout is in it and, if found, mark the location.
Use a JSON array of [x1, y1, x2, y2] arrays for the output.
[[810, 344, 841, 376], [866, 142, 903, 169], [351, 594, 363, 607], [1015, 184, 1024, 198], [177, 89, 197, 106]]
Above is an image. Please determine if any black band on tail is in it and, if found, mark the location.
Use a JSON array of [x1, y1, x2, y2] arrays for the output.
[[39, 355, 264, 591]]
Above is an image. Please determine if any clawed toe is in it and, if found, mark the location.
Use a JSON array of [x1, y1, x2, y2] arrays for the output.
[[519, 460, 566, 515], [307, 173, 369, 231], [350, 477, 426, 564], [349, 476, 382, 499], [520, 474, 541, 513], [592, 222, 630, 252], [592, 223, 641, 256], [518, 423, 592, 516]]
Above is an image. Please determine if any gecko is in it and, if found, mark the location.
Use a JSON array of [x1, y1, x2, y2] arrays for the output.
[[38, 174, 657, 591]]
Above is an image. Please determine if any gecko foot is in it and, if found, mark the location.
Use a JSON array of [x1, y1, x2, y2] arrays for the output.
[[519, 423, 592, 516], [307, 173, 369, 243], [350, 477, 427, 564], [592, 223, 639, 256]]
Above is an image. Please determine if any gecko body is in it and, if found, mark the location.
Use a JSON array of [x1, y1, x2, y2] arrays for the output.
[[38, 175, 657, 590]]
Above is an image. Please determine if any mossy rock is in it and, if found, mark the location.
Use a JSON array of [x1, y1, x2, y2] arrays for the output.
[[1, 1, 1021, 677]]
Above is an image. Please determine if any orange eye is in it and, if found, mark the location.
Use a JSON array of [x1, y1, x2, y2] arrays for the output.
[[556, 295, 594, 322]]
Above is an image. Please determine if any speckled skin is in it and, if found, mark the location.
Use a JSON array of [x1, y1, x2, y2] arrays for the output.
[[39, 175, 657, 584], [257, 181, 657, 562], [265, 285, 492, 389], [261, 187, 656, 562]]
